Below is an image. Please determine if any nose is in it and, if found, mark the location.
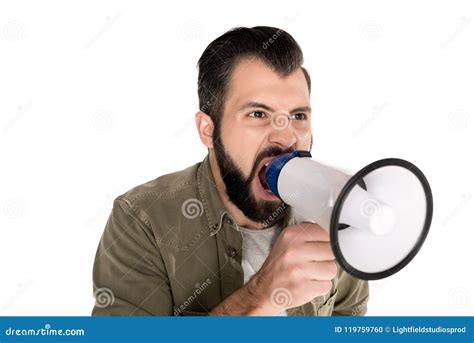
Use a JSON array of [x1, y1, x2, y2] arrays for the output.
[[268, 114, 297, 150]]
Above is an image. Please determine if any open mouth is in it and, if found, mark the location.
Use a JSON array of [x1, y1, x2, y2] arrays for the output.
[[257, 159, 273, 192]]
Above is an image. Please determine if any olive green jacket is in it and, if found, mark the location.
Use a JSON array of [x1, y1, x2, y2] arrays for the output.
[[91, 154, 369, 316]]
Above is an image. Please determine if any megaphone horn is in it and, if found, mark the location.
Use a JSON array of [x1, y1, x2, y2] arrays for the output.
[[265, 150, 433, 280]]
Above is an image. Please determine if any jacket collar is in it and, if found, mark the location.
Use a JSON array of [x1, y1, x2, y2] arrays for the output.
[[197, 154, 230, 236]]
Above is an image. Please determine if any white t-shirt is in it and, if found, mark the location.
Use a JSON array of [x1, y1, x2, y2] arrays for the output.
[[236, 223, 288, 316]]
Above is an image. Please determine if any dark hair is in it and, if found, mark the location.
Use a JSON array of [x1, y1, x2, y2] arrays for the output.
[[197, 26, 311, 130]]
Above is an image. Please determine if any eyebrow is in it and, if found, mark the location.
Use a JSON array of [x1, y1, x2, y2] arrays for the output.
[[238, 101, 312, 114]]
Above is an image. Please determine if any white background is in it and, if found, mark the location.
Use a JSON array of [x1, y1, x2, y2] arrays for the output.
[[0, 0, 473, 316]]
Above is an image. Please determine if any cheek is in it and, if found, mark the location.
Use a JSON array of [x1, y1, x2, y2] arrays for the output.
[[220, 123, 263, 174], [296, 126, 312, 149]]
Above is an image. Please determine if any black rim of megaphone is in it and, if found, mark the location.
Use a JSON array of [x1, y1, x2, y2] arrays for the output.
[[330, 158, 433, 281]]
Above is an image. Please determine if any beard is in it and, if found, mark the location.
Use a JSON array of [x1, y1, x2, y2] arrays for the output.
[[213, 128, 294, 226]]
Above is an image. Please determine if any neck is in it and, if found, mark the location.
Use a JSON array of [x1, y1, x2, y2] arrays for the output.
[[208, 150, 267, 230]]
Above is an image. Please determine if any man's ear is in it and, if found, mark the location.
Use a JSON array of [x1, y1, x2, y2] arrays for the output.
[[195, 111, 215, 149]]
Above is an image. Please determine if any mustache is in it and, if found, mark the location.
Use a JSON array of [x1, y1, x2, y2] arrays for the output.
[[248, 146, 295, 181]]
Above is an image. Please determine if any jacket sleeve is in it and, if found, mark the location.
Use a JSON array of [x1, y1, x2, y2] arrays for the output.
[[332, 269, 370, 316], [91, 197, 173, 316]]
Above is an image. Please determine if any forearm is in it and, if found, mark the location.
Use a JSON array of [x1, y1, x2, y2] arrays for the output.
[[209, 277, 275, 316]]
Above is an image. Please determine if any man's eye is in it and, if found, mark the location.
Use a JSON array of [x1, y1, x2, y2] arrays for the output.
[[249, 111, 267, 119], [290, 113, 307, 120]]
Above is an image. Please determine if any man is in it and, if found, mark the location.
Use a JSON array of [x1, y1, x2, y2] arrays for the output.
[[91, 26, 369, 316]]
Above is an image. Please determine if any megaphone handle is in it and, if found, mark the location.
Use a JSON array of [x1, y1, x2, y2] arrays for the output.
[[293, 214, 331, 303]]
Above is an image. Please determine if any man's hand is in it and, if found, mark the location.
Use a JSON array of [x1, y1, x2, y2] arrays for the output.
[[209, 223, 337, 316]]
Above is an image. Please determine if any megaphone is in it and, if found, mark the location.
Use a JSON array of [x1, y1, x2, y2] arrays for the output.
[[265, 150, 433, 280]]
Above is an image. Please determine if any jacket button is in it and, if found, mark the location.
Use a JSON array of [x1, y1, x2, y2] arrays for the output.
[[228, 248, 237, 258]]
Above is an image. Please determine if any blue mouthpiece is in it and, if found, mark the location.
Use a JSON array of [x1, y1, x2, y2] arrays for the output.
[[265, 150, 312, 199]]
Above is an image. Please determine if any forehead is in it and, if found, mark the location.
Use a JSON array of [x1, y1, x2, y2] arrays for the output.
[[225, 57, 310, 112]]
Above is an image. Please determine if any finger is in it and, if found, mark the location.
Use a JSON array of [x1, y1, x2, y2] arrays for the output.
[[296, 241, 335, 261], [286, 222, 330, 242], [301, 261, 338, 281]]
